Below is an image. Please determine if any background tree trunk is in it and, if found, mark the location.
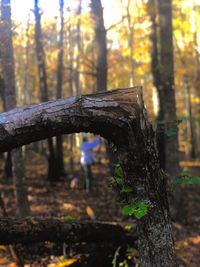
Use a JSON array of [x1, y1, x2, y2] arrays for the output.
[[91, 0, 116, 172], [74, 0, 82, 96], [183, 75, 196, 158], [192, 0, 199, 156], [0, 0, 30, 217], [55, 0, 65, 177], [157, 0, 180, 178], [126, 0, 135, 86], [0, 76, 13, 179], [34, 0, 59, 181], [149, 0, 182, 220], [148, 0, 166, 169], [91, 0, 107, 92]]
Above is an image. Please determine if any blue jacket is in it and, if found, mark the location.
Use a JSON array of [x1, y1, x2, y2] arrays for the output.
[[80, 138, 100, 165]]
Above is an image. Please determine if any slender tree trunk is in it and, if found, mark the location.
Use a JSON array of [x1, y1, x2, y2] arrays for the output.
[[183, 75, 196, 158], [91, 0, 107, 92], [67, 21, 74, 96], [91, 0, 116, 173], [74, 0, 82, 96], [157, 0, 180, 177], [55, 0, 65, 177], [149, 0, 180, 176], [0, 0, 30, 216], [5, 152, 13, 180], [126, 0, 135, 86], [192, 0, 200, 155], [0, 76, 13, 179], [34, 0, 59, 181], [24, 12, 31, 105], [149, 0, 182, 219], [34, 0, 48, 102], [148, 0, 166, 169]]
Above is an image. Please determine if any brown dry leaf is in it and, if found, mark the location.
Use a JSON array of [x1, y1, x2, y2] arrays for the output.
[[0, 257, 9, 264], [62, 203, 80, 212], [86, 206, 96, 220], [27, 195, 33, 201], [48, 258, 78, 267], [8, 263, 17, 267], [191, 236, 200, 245], [183, 241, 189, 247]]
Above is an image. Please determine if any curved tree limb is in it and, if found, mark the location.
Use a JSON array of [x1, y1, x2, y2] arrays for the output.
[[0, 87, 141, 152]]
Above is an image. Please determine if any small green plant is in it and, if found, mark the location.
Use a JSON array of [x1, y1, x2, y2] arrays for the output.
[[119, 260, 129, 267], [121, 200, 149, 220], [114, 163, 124, 184], [121, 185, 134, 193], [112, 164, 149, 220], [172, 172, 200, 186], [124, 224, 133, 231], [112, 246, 121, 267], [63, 215, 77, 221]]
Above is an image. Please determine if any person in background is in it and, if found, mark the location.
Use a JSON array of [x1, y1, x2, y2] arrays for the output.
[[70, 177, 79, 190], [80, 136, 100, 193]]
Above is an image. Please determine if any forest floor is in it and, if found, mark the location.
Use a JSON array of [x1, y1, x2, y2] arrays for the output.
[[0, 150, 200, 267]]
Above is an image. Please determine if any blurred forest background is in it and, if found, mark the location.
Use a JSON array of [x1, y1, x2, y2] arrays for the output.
[[1, 0, 200, 159], [0, 0, 200, 266]]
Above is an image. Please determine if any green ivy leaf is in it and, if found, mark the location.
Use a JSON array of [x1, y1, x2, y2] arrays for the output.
[[121, 201, 149, 219], [133, 202, 149, 219], [121, 185, 133, 193], [114, 164, 124, 184], [122, 205, 135, 216], [114, 164, 123, 178]]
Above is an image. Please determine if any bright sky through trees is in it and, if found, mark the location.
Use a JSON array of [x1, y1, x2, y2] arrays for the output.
[[11, 0, 122, 28]]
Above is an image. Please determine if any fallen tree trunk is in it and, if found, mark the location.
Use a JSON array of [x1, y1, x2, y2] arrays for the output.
[[0, 87, 176, 266], [0, 218, 132, 245]]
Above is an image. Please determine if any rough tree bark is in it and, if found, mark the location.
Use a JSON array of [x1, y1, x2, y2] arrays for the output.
[[0, 87, 176, 267], [0, 0, 30, 216]]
